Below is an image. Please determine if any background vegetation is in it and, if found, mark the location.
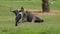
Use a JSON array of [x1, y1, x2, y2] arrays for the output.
[[0, 0, 60, 34]]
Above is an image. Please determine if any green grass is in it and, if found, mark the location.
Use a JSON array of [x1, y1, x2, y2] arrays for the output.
[[0, 15, 60, 34], [0, 0, 60, 34], [0, 1, 42, 10], [0, 0, 60, 10]]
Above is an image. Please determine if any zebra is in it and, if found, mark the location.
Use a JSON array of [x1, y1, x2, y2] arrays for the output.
[[10, 7, 27, 26], [10, 7, 44, 26]]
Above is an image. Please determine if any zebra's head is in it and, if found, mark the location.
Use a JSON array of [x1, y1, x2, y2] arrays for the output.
[[12, 10, 19, 16]]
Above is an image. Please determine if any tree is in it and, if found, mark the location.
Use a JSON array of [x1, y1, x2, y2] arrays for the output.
[[42, 0, 50, 12]]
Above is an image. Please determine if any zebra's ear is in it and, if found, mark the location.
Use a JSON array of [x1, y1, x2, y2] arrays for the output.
[[10, 8, 13, 12], [9, 7, 14, 12]]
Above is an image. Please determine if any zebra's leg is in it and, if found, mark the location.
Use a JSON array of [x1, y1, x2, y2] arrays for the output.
[[15, 17, 19, 26], [15, 21, 18, 26], [15, 14, 21, 26], [15, 20, 18, 26]]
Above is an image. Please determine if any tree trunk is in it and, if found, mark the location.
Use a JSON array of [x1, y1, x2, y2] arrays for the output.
[[42, 0, 50, 12]]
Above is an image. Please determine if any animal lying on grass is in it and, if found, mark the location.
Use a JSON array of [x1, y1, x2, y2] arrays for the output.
[[10, 7, 44, 26], [34, 16, 44, 23]]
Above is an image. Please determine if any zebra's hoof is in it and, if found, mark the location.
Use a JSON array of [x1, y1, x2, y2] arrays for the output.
[[15, 24, 18, 26]]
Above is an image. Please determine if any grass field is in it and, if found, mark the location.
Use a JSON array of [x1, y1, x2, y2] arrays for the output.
[[0, 0, 60, 34]]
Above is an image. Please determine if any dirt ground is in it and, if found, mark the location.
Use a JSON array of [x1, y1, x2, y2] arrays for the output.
[[27, 10, 60, 16]]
